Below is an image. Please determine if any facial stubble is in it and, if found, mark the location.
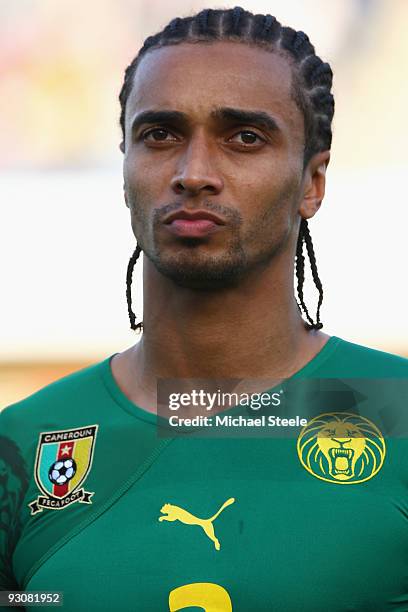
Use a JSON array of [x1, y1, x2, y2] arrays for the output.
[[126, 186, 295, 291]]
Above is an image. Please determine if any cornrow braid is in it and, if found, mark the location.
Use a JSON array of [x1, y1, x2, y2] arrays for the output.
[[197, 9, 210, 34], [231, 6, 244, 33], [121, 6, 333, 331]]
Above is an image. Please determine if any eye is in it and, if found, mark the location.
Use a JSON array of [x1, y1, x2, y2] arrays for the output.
[[140, 128, 266, 146], [141, 127, 176, 142], [229, 130, 265, 145]]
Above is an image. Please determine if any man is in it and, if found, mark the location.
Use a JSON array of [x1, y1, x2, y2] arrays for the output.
[[1, 6, 407, 611]]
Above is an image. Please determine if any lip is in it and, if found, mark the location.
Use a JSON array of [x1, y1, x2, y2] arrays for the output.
[[164, 218, 224, 238], [163, 209, 226, 225]]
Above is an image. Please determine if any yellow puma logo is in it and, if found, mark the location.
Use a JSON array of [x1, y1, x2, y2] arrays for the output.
[[158, 498, 235, 550]]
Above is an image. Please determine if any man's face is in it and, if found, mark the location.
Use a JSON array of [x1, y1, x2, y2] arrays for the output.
[[122, 41, 306, 289]]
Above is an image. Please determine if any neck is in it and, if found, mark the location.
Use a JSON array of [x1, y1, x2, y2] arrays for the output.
[[129, 248, 329, 388]]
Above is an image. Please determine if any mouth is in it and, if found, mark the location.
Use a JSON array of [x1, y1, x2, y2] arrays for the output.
[[329, 447, 354, 476], [163, 209, 226, 238]]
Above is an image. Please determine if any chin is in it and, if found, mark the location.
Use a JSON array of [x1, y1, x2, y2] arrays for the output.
[[148, 251, 249, 291]]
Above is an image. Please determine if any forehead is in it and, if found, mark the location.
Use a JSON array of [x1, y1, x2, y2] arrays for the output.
[[125, 40, 303, 138]]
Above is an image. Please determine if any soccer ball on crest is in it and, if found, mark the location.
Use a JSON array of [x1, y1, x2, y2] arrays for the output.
[[48, 458, 77, 486]]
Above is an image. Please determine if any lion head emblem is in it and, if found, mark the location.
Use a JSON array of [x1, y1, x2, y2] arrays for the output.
[[297, 412, 386, 484]]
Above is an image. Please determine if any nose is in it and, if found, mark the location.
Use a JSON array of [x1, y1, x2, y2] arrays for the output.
[[170, 131, 224, 196]]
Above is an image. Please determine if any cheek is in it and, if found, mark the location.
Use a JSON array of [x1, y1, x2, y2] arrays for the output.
[[123, 160, 156, 212], [124, 150, 154, 189], [246, 172, 301, 229], [239, 171, 302, 255]]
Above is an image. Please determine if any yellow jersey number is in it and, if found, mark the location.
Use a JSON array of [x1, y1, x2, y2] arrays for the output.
[[169, 582, 232, 611]]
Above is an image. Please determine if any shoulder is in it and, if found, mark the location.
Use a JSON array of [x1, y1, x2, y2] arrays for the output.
[[0, 359, 107, 591], [0, 357, 111, 522], [0, 356, 111, 448], [330, 336, 408, 377]]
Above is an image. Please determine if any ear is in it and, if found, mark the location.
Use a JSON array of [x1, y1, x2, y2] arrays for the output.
[[299, 150, 330, 220], [119, 141, 125, 154]]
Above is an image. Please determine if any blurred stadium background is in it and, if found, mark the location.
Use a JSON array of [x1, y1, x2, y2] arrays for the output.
[[1, 0, 407, 407]]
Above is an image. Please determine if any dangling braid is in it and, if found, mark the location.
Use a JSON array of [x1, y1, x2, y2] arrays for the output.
[[126, 245, 143, 332], [295, 219, 323, 330], [120, 6, 334, 331], [302, 219, 323, 329], [295, 220, 311, 327]]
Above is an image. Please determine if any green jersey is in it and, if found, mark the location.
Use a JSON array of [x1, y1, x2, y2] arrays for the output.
[[1, 335, 408, 611]]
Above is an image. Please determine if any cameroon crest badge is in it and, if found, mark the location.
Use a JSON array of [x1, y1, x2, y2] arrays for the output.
[[29, 424, 98, 515], [297, 412, 386, 484]]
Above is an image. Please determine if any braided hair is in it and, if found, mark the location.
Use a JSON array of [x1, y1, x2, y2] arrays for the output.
[[121, 6, 334, 332]]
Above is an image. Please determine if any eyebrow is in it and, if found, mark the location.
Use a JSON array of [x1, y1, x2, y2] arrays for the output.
[[130, 106, 281, 135]]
